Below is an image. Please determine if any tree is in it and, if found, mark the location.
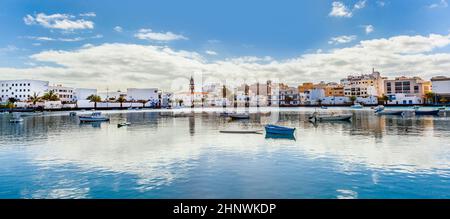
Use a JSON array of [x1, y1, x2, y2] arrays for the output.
[[378, 95, 389, 105], [424, 92, 435, 104], [440, 97, 448, 104], [28, 92, 42, 108], [117, 96, 126, 108], [86, 95, 102, 109], [137, 100, 148, 108], [42, 90, 60, 101], [7, 97, 17, 109], [317, 99, 322, 106], [350, 96, 357, 104]]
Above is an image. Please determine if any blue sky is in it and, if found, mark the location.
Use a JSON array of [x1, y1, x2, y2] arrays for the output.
[[0, 0, 449, 90]]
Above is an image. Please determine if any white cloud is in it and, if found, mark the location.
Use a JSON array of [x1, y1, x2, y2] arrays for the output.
[[429, 0, 448, 8], [364, 25, 374, 34], [329, 2, 352, 17], [205, 50, 218, 55], [79, 12, 96, 17], [329, 1, 367, 18], [328, 35, 357, 44], [1, 33, 450, 90], [114, 26, 123, 32], [354, 0, 367, 10], [0, 45, 19, 53], [134, 28, 188, 41], [25, 34, 103, 42], [23, 13, 94, 30]]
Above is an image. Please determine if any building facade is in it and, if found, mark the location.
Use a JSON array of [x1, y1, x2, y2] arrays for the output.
[[0, 79, 49, 102], [341, 70, 385, 97], [431, 76, 450, 103], [49, 84, 75, 103]]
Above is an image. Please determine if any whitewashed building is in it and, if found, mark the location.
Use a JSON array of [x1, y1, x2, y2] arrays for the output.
[[127, 88, 159, 106], [49, 84, 75, 102], [431, 76, 450, 102], [74, 88, 98, 101], [0, 79, 49, 102]]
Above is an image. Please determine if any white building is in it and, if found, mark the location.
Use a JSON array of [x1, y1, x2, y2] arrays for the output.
[[98, 90, 126, 101], [431, 76, 450, 102], [126, 88, 159, 105], [386, 94, 423, 105], [0, 79, 49, 102], [49, 84, 75, 102], [74, 88, 98, 101]]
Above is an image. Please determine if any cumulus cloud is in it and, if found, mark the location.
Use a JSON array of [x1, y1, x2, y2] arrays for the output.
[[134, 28, 188, 41], [364, 25, 374, 34], [328, 35, 357, 45], [25, 34, 103, 42], [376, 1, 387, 7], [23, 13, 94, 30], [79, 12, 96, 17], [1, 33, 450, 90], [329, 1, 367, 18], [429, 0, 448, 8]]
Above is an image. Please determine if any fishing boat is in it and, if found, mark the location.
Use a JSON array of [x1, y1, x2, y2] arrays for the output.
[[309, 112, 352, 122], [117, 122, 131, 128], [414, 110, 440, 116], [79, 112, 110, 122], [219, 130, 263, 134], [374, 105, 385, 113], [265, 124, 296, 135], [229, 113, 250, 120], [376, 110, 404, 116], [351, 103, 363, 109]]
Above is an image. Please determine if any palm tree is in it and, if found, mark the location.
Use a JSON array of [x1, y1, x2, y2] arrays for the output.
[[424, 92, 435, 105], [42, 90, 60, 101], [7, 97, 17, 110], [350, 96, 357, 104], [378, 94, 389, 105], [137, 100, 148, 108], [117, 96, 126, 108], [86, 95, 102, 109], [28, 92, 42, 108]]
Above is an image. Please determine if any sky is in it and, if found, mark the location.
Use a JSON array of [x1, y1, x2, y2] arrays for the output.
[[0, 0, 449, 91]]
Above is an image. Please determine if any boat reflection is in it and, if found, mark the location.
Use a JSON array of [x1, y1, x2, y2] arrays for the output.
[[265, 132, 296, 140]]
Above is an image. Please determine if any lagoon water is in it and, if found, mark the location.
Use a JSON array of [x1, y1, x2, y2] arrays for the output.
[[0, 107, 449, 199]]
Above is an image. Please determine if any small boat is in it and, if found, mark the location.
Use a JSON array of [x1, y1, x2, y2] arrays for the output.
[[438, 106, 446, 110], [117, 122, 131, 128], [374, 105, 385, 113], [376, 110, 404, 116], [229, 113, 250, 120], [309, 112, 352, 122], [265, 124, 296, 135], [412, 106, 420, 110], [219, 130, 263, 134], [415, 110, 440, 116], [351, 103, 363, 109], [79, 112, 110, 122], [321, 106, 328, 109], [69, 112, 77, 116], [219, 112, 231, 117]]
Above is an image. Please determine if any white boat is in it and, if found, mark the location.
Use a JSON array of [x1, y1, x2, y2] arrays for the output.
[[229, 113, 250, 120], [351, 103, 363, 109], [79, 112, 110, 122], [374, 105, 385, 113], [309, 112, 353, 122]]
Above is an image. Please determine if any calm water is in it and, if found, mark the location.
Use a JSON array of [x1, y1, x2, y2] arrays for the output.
[[0, 107, 449, 199]]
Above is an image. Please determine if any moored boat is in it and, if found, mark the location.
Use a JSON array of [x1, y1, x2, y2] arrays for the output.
[[117, 122, 131, 128], [321, 106, 328, 109], [265, 124, 296, 135], [79, 112, 110, 122], [229, 113, 250, 120], [9, 114, 24, 123], [414, 110, 440, 116], [351, 103, 363, 109], [309, 112, 353, 122], [376, 110, 404, 116]]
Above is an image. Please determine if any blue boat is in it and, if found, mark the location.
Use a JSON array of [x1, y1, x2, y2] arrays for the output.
[[265, 124, 296, 135], [415, 110, 440, 116]]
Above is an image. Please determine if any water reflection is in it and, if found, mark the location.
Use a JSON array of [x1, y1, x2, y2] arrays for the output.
[[0, 108, 449, 198]]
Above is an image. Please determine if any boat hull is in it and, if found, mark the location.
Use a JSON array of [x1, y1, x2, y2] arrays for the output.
[[265, 125, 296, 135], [415, 110, 440, 116], [79, 117, 110, 122]]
